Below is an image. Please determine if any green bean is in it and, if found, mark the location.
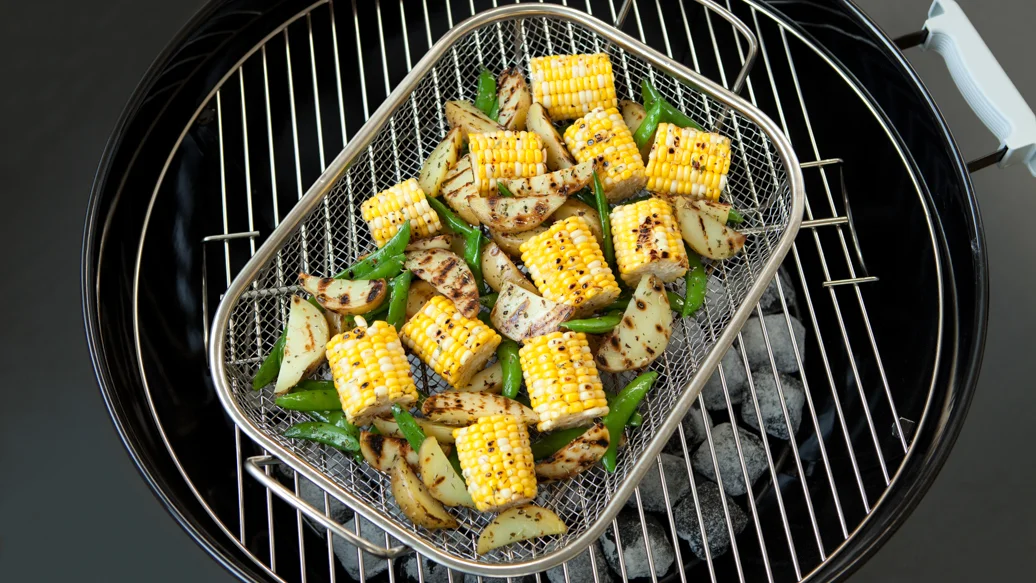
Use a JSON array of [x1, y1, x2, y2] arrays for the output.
[[252, 329, 287, 389], [531, 426, 590, 460], [475, 69, 499, 119], [592, 171, 615, 271], [496, 182, 515, 198], [727, 209, 745, 224], [386, 270, 413, 330], [601, 371, 659, 472], [275, 389, 341, 411], [666, 291, 686, 314], [633, 101, 664, 151], [335, 221, 411, 279], [294, 379, 336, 392], [497, 340, 522, 399], [561, 311, 623, 334], [683, 249, 706, 317], [284, 421, 359, 452], [479, 293, 499, 309], [391, 403, 427, 451]]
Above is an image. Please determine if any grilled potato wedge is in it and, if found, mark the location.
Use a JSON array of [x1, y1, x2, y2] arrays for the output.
[[551, 199, 603, 246], [454, 362, 504, 394], [477, 506, 568, 554], [490, 282, 575, 342], [405, 249, 479, 318], [595, 275, 673, 372], [489, 226, 547, 258], [418, 127, 464, 197], [496, 159, 595, 198], [620, 99, 648, 134], [440, 153, 481, 226], [405, 279, 442, 321], [422, 391, 538, 426], [496, 68, 532, 131], [671, 197, 746, 260], [445, 100, 503, 136], [359, 431, 420, 471], [418, 436, 475, 508], [482, 242, 537, 294], [274, 296, 330, 394], [469, 194, 567, 234], [535, 423, 610, 481], [298, 274, 387, 315], [406, 234, 455, 252], [391, 456, 459, 530], [372, 417, 458, 445], [526, 103, 575, 171]]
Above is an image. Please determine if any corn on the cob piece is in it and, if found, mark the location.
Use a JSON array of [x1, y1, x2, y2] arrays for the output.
[[400, 296, 502, 388], [453, 414, 537, 512], [519, 331, 609, 432], [361, 178, 442, 247], [326, 320, 419, 424], [610, 198, 689, 285], [520, 215, 621, 317], [468, 131, 548, 196], [529, 53, 618, 121], [644, 123, 732, 201], [563, 107, 646, 202]]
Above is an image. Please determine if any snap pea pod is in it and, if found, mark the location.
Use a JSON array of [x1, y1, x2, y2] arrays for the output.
[[641, 79, 705, 131], [335, 221, 411, 279], [275, 388, 341, 411], [561, 311, 623, 334], [391, 403, 427, 451], [308, 411, 364, 461], [605, 391, 644, 427], [427, 197, 485, 290], [479, 293, 499, 309], [633, 101, 664, 151], [307, 296, 324, 312], [477, 312, 494, 328], [497, 340, 522, 399], [614, 194, 652, 206], [572, 187, 596, 209], [347, 299, 391, 327], [497, 182, 515, 198], [666, 291, 686, 314], [252, 329, 287, 389], [605, 291, 633, 313], [601, 371, 659, 472], [727, 209, 745, 224], [592, 171, 615, 271], [641, 77, 664, 109], [358, 253, 405, 281], [683, 249, 706, 318], [475, 69, 499, 120], [447, 449, 465, 481], [294, 379, 336, 392], [284, 421, 359, 452], [386, 270, 413, 330], [530, 426, 590, 460]]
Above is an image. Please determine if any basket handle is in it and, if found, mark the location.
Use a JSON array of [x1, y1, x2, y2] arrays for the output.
[[919, 0, 1035, 176], [245, 455, 412, 559]]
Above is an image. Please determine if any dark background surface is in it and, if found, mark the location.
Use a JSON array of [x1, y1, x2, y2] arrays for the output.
[[1, 0, 1032, 581]]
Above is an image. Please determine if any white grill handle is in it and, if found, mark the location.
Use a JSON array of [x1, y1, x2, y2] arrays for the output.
[[922, 0, 1035, 176]]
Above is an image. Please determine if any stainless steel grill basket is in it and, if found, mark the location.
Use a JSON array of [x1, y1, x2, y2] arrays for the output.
[[209, 3, 803, 576]]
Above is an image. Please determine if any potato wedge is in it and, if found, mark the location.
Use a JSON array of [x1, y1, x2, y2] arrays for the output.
[[490, 282, 575, 342], [535, 423, 609, 481], [406, 234, 454, 253], [391, 456, 459, 530], [671, 197, 746, 260], [440, 153, 481, 226], [496, 159, 595, 198], [419, 436, 475, 508], [405, 249, 480, 318], [405, 279, 442, 322], [454, 362, 503, 394], [496, 68, 532, 131], [619, 99, 647, 134], [418, 128, 463, 197], [595, 275, 673, 372], [298, 273, 387, 315], [359, 431, 420, 471], [372, 417, 458, 445], [324, 310, 348, 337], [274, 296, 330, 394], [551, 199, 602, 246], [489, 226, 547, 258], [469, 194, 567, 234], [477, 506, 568, 554], [482, 242, 537, 294], [422, 391, 538, 426], [445, 100, 503, 136], [527, 103, 575, 171]]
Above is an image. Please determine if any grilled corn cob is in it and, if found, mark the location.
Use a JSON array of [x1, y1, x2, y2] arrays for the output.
[[468, 131, 548, 196], [610, 197, 689, 285], [563, 107, 646, 202], [326, 319, 419, 424], [644, 123, 731, 200], [529, 53, 618, 121], [520, 215, 621, 317], [519, 331, 609, 432], [453, 414, 537, 512], [361, 178, 442, 247], [400, 296, 502, 388]]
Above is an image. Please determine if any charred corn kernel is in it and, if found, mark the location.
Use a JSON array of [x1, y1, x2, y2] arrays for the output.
[[610, 198, 689, 285], [453, 414, 537, 512], [564, 107, 646, 202], [530, 53, 618, 121], [361, 178, 442, 247], [326, 320, 418, 424], [644, 123, 731, 201], [520, 215, 621, 317], [400, 296, 501, 388], [468, 131, 548, 195], [519, 331, 608, 432]]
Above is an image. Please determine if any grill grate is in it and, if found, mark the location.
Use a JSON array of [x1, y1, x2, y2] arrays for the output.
[[138, 1, 922, 582]]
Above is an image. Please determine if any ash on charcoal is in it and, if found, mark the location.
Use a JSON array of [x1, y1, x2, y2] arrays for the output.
[[599, 512, 674, 579], [546, 542, 614, 583], [625, 453, 691, 512], [739, 314, 806, 373], [332, 515, 391, 580], [691, 423, 767, 497], [742, 371, 805, 440], [699, 347, 748, 411], [673, 481, 748, 560], [664, 406, 709, 454], [401, 555, 453, 583]]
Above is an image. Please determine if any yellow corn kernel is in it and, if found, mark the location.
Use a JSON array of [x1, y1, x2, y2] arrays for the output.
[[519, 331, 609, 432], [453, 414, 537, 512], [360, 178, 442, 247], [610, 198, 689, 285], [400, 296, 501, 388], [530, 53, 618, 120], [326, 320, 418, 424], [644, 123, 732, 201], [467, 131, 548, 195], [563, 107, 646, 202]]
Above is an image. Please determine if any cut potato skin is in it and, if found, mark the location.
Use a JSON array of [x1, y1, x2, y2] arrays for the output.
[[419, 437, 475, 508], [418, 127, 464, 197], [489, 226, 546, 258], [372, 417, 458, 445], [551, 199, 603, 246], [391, 457, 459, 530], [671, 197, 746, 260], [445, 100, 503, 136], [535, 423, 610, 481], [490, 282, 575, 342], [595, 275, 673, 372], [405, 280, 442, 322], [274, 296, 330, 394], [496, 160, 595, 198], [405, 249, 480, 319], [421, 391, 539, 426], [298, 273, 387, 315], [482, 242, 537, 294], [496, 68, 532, 131], [468, 194, 567, 234], [454, 362, 504, 394], [441, 153, 481, 226], [619, 99, 647, 134], [476, 505, 568, 554], [360, 431, 420, 471], [406, 234, 455, 252], [527, 103, 575, 171]]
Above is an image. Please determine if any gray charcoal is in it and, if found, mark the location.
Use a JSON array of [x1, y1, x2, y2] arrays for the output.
[[741, 372, 805, 440], [739, 314, 806, 373], [463, 574, 514, 583], [664, 406, 709, 454], [691, 423, 767, 497], [294, 475, 350, 524], [673, 482, 748, 560], [546, 542, 614, 583], [600, 512, 674, 579], [758, 269, 797, 315], [625, 453, 691, 512], [332, 515, 391, 580], [699, 347, 748, 411], [402, 555, 453, 583], [704, 276, 733, 322]]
